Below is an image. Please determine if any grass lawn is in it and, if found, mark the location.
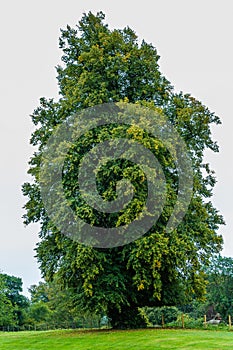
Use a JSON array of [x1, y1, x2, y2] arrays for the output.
[[0, 328, 233, 349]]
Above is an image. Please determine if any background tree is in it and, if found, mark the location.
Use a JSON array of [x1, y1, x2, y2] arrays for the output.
[[1, 274, 29, 325], [0, 273, 29, 327], [0, 275, 15, 327], [27, 279, 100, 328], [202, 255, 233, 321], [22, 12, 224, 328]]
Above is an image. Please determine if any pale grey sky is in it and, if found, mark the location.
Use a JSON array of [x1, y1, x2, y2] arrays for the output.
[[1, 0, 232, 295]]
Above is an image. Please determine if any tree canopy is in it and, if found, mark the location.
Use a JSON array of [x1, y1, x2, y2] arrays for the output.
[[22, 12, 224, 328]]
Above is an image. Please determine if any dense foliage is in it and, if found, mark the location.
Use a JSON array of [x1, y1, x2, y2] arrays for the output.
[[22, 12, 224, 328]]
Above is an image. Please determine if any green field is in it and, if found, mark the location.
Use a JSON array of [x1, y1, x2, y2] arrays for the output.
[[0, 329, 233, 349]]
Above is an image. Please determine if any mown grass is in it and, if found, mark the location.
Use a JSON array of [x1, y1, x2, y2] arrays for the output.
[[0, 328, 233, 349]]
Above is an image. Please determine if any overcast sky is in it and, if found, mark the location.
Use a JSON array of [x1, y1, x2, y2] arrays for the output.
[[1, 0, 232, 296]]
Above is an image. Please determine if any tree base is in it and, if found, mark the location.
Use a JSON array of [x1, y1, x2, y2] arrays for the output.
[[108, 305, 148, 329]]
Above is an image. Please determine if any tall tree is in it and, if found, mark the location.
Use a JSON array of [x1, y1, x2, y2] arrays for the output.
[[23, 12, 224, 328]]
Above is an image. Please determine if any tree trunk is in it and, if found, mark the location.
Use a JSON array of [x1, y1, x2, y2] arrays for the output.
[[107, 305, 148, 329]]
